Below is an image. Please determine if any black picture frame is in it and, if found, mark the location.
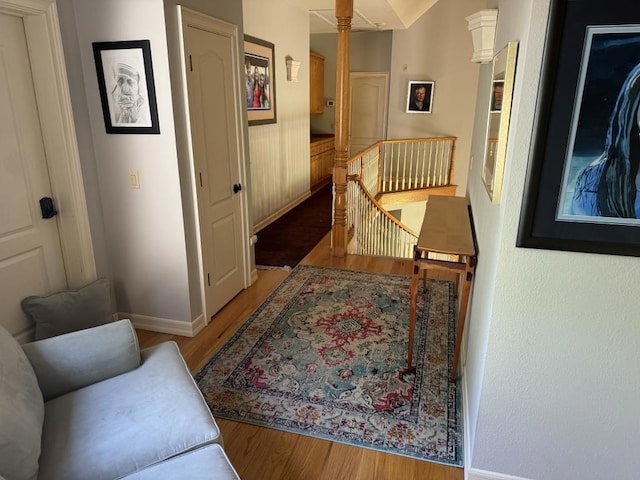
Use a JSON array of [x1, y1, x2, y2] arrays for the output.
[[92, 40, 160, 134], [244, 35, 277, 126], [517, 0, 640, 257], [406, 81, 434, 114]]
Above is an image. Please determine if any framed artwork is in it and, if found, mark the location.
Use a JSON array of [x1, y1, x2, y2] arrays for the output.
[[482, 42, 518, 203], [92, 40, 159, 134], [517, 0, 640, 256], [490, 80, 505, 113], [244, 35, 277, 125], [406, 81, 434, 113]]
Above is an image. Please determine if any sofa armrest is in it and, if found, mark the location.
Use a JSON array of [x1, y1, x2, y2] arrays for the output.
[[21, 319, 141, 401]]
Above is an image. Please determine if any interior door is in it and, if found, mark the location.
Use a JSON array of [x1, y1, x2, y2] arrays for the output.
[[181, 10, 246, 321], [0, 13, 67, 336], [349, 73, 389, 156]]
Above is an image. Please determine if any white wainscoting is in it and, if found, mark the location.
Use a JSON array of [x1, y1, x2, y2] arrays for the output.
[[249, 108, 310, 227]]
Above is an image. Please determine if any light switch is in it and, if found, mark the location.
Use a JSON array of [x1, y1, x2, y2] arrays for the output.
[[129, 171, 140, 189]]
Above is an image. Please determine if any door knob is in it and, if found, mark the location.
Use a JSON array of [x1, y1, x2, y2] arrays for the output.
[[40, 197, 58, 219], [233, 183, 242, 194]]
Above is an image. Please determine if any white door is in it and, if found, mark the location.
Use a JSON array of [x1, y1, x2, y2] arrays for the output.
[[0, 13, 67, 337], [349, 73, 389, 156], [181, 11, 246, 321]]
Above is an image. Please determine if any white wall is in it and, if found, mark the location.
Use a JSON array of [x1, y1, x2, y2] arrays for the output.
[[310, 31, 393, 135], [388, 0, 485, 195], [465, 1, 640, 479], [58, 0, 193, 322], [243, 0, 311, 226]]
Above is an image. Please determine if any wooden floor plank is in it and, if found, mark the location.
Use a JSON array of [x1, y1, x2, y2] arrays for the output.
[[136, 234, 463, 480]]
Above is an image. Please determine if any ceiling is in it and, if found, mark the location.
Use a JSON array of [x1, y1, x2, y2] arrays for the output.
[[307, 0, 440, 34]]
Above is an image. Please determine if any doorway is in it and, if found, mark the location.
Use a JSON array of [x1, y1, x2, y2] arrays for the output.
[[349, 72, 389, 156], [0, 0, 95, 339], [179, 8, 249, 322]]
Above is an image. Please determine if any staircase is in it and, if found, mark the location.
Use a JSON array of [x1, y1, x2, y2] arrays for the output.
[[343, 137, 457, 258]]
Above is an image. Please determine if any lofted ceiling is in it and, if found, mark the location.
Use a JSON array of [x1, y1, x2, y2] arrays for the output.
[[307, 0, 440, 34]]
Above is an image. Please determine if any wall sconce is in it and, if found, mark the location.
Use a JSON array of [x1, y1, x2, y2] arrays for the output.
[[285, 55, 301, 82], [465, 10, 498, 64]]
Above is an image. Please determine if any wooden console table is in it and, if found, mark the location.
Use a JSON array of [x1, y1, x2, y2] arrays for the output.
[[407, 195, 477, 381]]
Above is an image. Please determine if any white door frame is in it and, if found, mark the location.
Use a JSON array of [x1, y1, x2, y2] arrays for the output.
[[177, 6, 251, 324], [0, 0, 96, 287]]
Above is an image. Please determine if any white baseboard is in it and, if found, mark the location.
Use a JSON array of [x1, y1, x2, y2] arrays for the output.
[[119, 312, 205, 338], [250, 267, 259, 284], [463, 364, 473, 472], [467, 469, 533, 480], [253, 191, 311, 233], [462, 366, 533, 480]]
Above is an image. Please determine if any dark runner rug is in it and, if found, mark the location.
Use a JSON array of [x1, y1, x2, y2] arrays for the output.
[[255, 184, 332, 268], [195, 265, 463, 466]]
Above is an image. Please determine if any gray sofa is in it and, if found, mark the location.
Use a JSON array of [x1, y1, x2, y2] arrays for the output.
[[0, 319, 240, 480]]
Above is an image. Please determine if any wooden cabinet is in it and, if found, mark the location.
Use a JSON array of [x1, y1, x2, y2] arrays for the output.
[[310, 135, 334, 192], [310, 51, 325, 115]]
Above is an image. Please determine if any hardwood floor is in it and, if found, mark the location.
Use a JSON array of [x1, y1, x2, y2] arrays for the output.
[[136, 234, 463, 480]]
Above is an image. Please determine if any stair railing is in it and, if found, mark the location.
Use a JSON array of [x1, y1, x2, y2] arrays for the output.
[[344, 136, 456, 258]]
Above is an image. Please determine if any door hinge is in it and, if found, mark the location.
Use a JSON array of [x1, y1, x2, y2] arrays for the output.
[[207, 273, 211, 287], [189, 54, 193, 72]]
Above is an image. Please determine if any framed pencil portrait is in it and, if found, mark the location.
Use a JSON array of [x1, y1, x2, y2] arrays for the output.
[[517, 0, 640, 257], [92, 40, 159, 134], [244, 35, 277, 126]]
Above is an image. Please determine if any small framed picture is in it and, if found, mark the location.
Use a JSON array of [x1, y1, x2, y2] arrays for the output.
[[406, 81, 434, 114], [490, 80, 505, 112], [92, 40, 160, 134], [244, 35, 277, 126]]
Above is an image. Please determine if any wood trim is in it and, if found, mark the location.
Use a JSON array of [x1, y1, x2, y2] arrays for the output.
[[376, 185, 457, 207], [331, 0, 353, 257], [354, 178, 417, 237]]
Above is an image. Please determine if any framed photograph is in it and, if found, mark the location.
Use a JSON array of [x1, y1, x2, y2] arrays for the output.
[[490, 80, 505, 113], [92, 40, 159, 134], [518, 0, 640, 256], [406, 81, 434, 113], [244, 35, 277, 125]]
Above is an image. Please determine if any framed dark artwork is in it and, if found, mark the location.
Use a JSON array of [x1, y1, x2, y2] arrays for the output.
[[517, 0, 640, 256], [244, 35, 277, 125], [406, 81, 434, 114], [92, 40, 159, 134]]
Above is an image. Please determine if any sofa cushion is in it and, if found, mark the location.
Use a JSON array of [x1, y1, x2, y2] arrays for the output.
[[21, 277, 113, 340], [22, 319, 140, 401], [38, 342, 222, 480], [123, 444, 240, 480], [0, 324, 44, 480]]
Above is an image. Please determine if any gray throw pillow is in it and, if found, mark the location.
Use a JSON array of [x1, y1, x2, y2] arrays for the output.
[[21, 278, 114, 340]]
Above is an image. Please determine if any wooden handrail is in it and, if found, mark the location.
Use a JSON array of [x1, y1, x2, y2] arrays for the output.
[[341, 136, 457, 258], [353, 177, 418, 237]]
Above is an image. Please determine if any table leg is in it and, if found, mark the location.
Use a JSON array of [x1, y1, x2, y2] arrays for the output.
[[406, 262, 420, 373], [450, 261, 474, 381]]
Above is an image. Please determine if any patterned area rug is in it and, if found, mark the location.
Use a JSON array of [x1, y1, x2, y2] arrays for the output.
[[195, 265, 462, 466]]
